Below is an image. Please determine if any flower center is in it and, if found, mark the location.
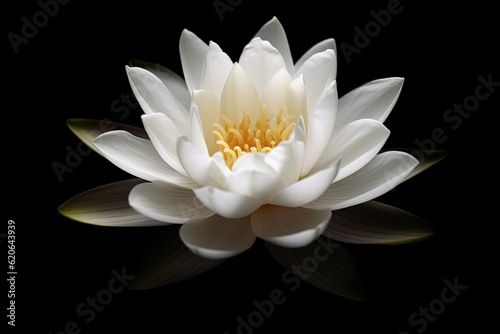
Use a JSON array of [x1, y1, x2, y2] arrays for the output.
[[212, 105, 296, 169]]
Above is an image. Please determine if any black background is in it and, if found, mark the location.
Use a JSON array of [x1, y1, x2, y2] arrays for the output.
[[4, 0, 498, 333]]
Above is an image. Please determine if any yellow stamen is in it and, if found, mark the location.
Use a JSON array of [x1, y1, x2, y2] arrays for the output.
[[212, 105, 296, 169], [228, 128, 244, 143]]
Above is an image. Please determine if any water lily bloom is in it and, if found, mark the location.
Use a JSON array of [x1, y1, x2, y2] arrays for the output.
[[61, 17, 425, 259]]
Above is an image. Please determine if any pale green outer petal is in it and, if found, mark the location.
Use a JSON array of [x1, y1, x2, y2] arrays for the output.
[[93, 130, 196, 188], [128, 60, 191, 109], [294, 49, 336, 114], [67, 119, 148, 156], [335, 77, 404, 131], [253, 16, 294, 75], [141, 113, 187, 176], [193, 186, 262, 219], [301, 81, 338, 176], [202, 42, 233, 100], [261, 68, 292, 115], [324, 200, 435, 244], [59, 179, 166, 227], [125, 66, 188, 122], [264, 117, 306, 187], [193, 89, 221, 155], [220, 63, 260, 125], [180, 215, 255, 259], [129, 181, 215, 223], [270, 159, 341, 207], [294, 38, 337, 79], [304, 151, 418, 211], [251, 205, 331, 248], [176, 136, 229, 188], [179, 29, 208, 93], [311, 119, 391, 181], [239, 37, 286, 97], [399, 148, 448, 181]]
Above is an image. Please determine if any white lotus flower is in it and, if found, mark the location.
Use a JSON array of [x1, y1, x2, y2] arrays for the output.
[[62, 17, 422, 259]]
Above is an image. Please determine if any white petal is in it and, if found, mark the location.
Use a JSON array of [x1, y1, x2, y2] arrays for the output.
[[335, 77, 404, 131], [402, 149, 448, 182], [126, 66, 188, 121], [128, 60, 191, 110], [254, 16, 294, 75], [177, 136, 229, 188], [294, 38, 337, 80], [231, 151, 277, 174], [228, 154, 285, 203], [179, 29, 208, 93], [270, 159, 340, 207], [220, 63, 260, 125], [193, 89, 220, 155], [301, 81, 338, 176], [294, 49, 336, 112], [193, 186, 262, 219], [286, 76, 308, 124], [251, 205, 331, 248], [228, 170, 284, 203], [141, 113, 187, 176], [93, 131, 196, 188], [129, 181, 214, 223], [66, 119, 148, 156], [264, 116, 306, 186], [180, 215, 255, 259], [202, 42, 233, 99], [261, 68, 292, 115], [189, 104, 208, 153], [311, 119, 390, 181], [239, 37, 286, 96], [304, 151, 418, 210]]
